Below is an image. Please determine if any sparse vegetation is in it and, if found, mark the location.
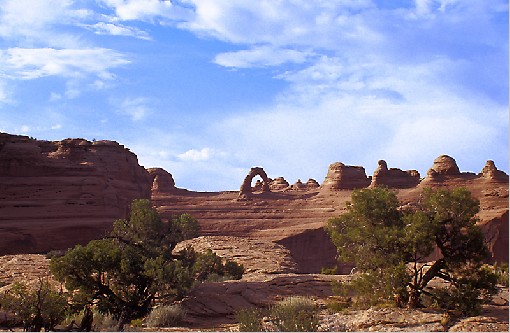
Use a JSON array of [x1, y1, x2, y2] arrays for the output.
[[146, 304, 186, 328], [0, 279, 68, 331], [494, 262, 509, 287], [320, 266, 338, 275], [269, 296, 320, 332], [326, 187, 498, 313], [50, 199, 243, 331], [235, 307, 263, 332], [235, 297, 320, 332]]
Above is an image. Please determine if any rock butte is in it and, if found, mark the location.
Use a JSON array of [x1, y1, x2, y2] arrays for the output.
[[0, 133, 508, 272]]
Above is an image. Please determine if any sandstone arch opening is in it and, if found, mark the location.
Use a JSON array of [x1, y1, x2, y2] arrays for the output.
[[239, 167, 270, 199]]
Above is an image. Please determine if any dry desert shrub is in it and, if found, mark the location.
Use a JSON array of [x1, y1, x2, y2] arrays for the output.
[[146, 304, 186, 328], [269, 296, 320, 332]]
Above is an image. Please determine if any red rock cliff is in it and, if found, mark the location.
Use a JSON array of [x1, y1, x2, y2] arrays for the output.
[[0, 133, 152, 254]]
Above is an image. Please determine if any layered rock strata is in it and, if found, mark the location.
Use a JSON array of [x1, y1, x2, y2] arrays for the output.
[[270, 177, 290, 191], [426, 154, 461, 177], [370, 160, 420, 188], [0, 133, 151, 254], [480, 160, 509, 182], [320, 162, 371, 190]]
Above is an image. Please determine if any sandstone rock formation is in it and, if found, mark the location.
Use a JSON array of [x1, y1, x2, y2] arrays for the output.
[[426, 154, 461, 177], [370, 160, 421, 188], [480, 160, 509, 182], [147, 167, 176, 193], [320, 162, 371, 190], [293, 179, 306, 189], [238, 167, 270, 199], [174, 236, 298, 277], [0, 133, 152, 254], [306, 178, 320, 190], [269, 177, 290, 191]]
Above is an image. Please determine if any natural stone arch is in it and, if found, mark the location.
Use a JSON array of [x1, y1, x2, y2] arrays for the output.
[[239, 167, 270, 198]]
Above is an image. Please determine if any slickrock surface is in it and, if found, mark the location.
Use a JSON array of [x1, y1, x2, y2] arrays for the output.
[[0, 254, 508, 332], [0, 133, 151, 254], [174, 236, 299, 277]]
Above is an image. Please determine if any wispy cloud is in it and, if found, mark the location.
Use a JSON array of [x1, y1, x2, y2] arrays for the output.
[[98, 0, 193, 22], [0, 47, 130, 80], [83, 22, 152, 40], [178, 148, 214, 162], [214, 46, 312, 68], [114, 97, 152, 121]]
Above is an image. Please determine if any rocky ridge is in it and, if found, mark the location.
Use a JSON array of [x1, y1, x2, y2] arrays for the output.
[[0, 133, 152, 254]]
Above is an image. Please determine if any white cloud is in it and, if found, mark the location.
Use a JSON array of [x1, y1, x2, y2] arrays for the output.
[[83, 22, 152, 40], [178, 148, 213, 162], [0, 0, 90, 48], [115, 97, 151, 121], [214, 46, 312, 68], [180, 0, 381, 46], [19, 125, 30, 134], [49, 92, 62, 102], [99, 0, 193, 22], [0, 47, 130, 80]]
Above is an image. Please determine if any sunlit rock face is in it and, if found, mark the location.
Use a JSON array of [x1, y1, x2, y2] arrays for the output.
[[370, 160, 420, 189], [427, 154, 461, 177], [320, 162, 371, 190]]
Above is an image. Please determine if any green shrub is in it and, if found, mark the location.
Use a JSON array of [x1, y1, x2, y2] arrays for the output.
[[130, 318, 143, 328], [325, 297, 352, 313], [269, 296, 320, 332], [0, 279, 68, 331], [235, 307, 263, 332], [321, 266, 338, 275], [91, 310, 118, 332], [494, 263, 509, 287], [225, 259, 244, 280], [146, 304, 185, 328]]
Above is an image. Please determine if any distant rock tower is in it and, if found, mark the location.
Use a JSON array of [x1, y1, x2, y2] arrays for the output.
[[320, 162, 371, 190], [480, 160, 508, 182]]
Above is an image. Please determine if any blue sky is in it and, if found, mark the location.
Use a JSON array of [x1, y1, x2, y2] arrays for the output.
[[0, 0, 508, 191]]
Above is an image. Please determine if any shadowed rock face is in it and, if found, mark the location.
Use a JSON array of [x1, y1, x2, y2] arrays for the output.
[[0, 133, 152, 254], [320, 162, 371, 190]]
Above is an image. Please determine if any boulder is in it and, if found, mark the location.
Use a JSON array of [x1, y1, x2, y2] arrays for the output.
[[321, 162, 371, 190], [370, 160, 420, 188]]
